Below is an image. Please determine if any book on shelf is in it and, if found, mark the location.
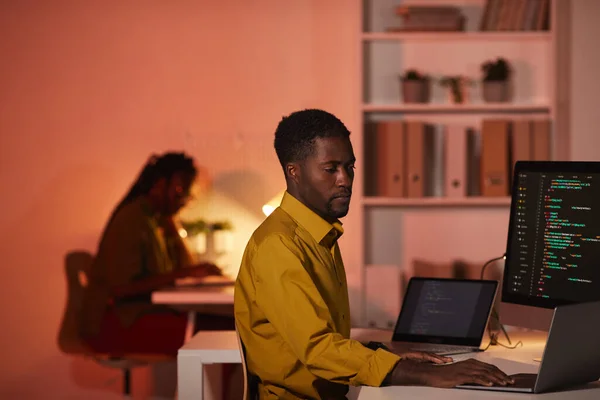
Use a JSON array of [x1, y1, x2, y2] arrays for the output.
[[388, 5, 465, 32], [480, 0, 550, 32], [365, 118, 552, 200]]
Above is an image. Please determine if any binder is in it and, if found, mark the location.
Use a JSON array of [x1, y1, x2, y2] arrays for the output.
[[532, 119, 551, 161], [375, 121, 405, 197], [466, 128, 481, 196], [481, 119, 510, 197], [444, 124, 468, 198], [511, 119, 532, 184], [405, 121, 426, 197]]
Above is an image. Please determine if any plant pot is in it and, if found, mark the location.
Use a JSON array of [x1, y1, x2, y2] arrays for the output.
[[401, 79, 431, 103], [482, 81, 511, 102], [446, 84, 468, 104]]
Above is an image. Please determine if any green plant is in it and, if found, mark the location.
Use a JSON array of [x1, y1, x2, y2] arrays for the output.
[[401, 69, 428, 81], [440, 75, 472, 104], [481, 57, 511, 82], [181, 219, 233, 236]]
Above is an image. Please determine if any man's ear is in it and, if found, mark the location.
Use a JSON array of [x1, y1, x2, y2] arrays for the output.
[[285, 162, 300, 185]]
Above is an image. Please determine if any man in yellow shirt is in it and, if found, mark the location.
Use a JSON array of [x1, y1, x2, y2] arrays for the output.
[[235, 109, 512, 399]]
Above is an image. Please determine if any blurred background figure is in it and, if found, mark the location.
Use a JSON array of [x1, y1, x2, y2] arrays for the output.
[[80, 152, 234, 356]]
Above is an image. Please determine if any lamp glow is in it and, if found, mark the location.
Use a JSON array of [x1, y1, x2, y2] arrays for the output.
[[262, 190, 285, 217]]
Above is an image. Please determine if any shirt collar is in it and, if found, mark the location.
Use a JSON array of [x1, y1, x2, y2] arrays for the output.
[[279, 191, 344, 246]]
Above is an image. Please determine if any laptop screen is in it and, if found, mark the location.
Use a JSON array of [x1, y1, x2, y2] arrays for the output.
[[392, 278, 498, 346]]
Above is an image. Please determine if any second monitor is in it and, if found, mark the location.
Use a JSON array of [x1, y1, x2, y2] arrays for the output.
[[501, 161, 600, 331]]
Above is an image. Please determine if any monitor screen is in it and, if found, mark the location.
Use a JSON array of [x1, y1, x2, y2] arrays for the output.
[[503, 161, 600, 309]]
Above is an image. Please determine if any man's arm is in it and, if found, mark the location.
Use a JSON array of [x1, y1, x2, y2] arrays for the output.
[[253, 234, 399, 387]]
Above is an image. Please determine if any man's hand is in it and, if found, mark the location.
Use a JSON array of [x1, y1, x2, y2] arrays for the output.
[[388, 358, 514, 388], [419, 358, 514, 388]]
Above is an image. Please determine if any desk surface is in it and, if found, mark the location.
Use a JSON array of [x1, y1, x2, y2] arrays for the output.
[[358, 331, 600, 399], [152, 283, 234, 305]]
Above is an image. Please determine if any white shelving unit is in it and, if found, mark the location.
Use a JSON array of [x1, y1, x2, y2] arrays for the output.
[[354, 0, 572, 328]]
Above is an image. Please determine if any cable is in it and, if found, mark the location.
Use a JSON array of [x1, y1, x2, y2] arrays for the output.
[[480, 253, 506, 280], [480, 254, 519, 349], [481, 332, 523, 351]]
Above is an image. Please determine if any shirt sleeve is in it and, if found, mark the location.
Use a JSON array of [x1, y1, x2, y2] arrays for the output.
[[253, 234, 400, 387]]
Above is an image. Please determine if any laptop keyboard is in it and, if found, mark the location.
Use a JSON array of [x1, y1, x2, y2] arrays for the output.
[[409, 345, 473, 354]]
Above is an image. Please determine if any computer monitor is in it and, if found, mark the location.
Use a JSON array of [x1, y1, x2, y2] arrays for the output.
[[501, 161, 600, 331]]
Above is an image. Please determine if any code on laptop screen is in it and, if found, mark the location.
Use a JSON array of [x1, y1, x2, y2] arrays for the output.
[[394, 280, 496, 340]]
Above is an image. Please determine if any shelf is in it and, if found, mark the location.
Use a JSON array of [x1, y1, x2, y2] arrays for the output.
[[362, 31, 552, 42], [362, 197, 512, 207], [362, 103, 550, 114]]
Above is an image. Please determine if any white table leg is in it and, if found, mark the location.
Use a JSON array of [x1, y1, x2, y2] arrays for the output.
[[184, 311, 196, 343], [177, 354, 204, 400], [177, 356, 224, 400]]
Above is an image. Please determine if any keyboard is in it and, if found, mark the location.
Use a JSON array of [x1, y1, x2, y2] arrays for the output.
[[409, 345, 475, 355]]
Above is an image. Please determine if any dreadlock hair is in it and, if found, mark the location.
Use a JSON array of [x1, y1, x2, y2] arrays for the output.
[[273, 109, 351, 173], [109, 152, 197, 221]]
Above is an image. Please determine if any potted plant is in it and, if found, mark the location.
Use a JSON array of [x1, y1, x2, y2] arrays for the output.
[[181, 219, 233, 256], [400, 69, 431, 103], [439, 75, 472, 104], [481, 57, 512, 102]]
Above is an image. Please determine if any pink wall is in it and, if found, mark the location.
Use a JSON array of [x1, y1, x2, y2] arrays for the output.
[[0, 1, 359, 397], [570, 0, 600, 161]]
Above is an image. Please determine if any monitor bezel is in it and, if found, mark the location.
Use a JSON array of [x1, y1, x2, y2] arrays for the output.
[[502, 161, 600, 309]]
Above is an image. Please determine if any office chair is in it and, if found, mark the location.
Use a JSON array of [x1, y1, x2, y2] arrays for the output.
[[235, 325, 259, 400], [57, 251, 171, 396]]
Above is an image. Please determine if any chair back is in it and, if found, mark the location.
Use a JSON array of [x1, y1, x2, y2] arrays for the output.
[[235, 325, 258, 400], [57, 250, 94, 354]]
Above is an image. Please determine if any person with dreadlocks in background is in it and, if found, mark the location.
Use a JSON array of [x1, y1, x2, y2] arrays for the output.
[[81, 152, 235, 356]]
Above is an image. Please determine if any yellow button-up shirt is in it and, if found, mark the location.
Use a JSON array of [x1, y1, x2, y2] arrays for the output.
[[234, 192, 400, 400]]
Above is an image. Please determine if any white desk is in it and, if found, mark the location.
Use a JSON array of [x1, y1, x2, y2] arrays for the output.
[[177, 328, 392, 400], [358, 331, 600, 400], [179, 329, 600, 400], [152, 283, 235, 347], [151, 284, 234, 306]]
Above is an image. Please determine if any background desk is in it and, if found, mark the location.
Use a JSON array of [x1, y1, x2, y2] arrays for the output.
[[151, 284, 234, 306], [358, 331, 600, 400], [152, 283, 234, 340]]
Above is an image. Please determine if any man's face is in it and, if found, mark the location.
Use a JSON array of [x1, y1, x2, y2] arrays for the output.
[[294, 136, 355, 222]]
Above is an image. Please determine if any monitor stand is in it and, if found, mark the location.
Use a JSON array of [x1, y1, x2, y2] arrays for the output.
[[499, 302, 554, 332]]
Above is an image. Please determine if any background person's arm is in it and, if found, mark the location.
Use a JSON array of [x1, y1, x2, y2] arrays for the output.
[[101, 212, 218, 299]]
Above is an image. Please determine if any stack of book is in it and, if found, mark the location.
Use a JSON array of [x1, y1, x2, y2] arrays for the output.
[[389, 5, 465, 32], [365, 118, 551, 198], [480, 0, 550, 31]]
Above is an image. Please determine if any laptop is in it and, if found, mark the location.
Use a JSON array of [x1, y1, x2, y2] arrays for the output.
[[457, 300, 600, 393], [382, 278, 498, 356]]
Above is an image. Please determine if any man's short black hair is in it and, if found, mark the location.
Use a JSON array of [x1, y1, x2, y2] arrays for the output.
[[274, 109, 351, 170]]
